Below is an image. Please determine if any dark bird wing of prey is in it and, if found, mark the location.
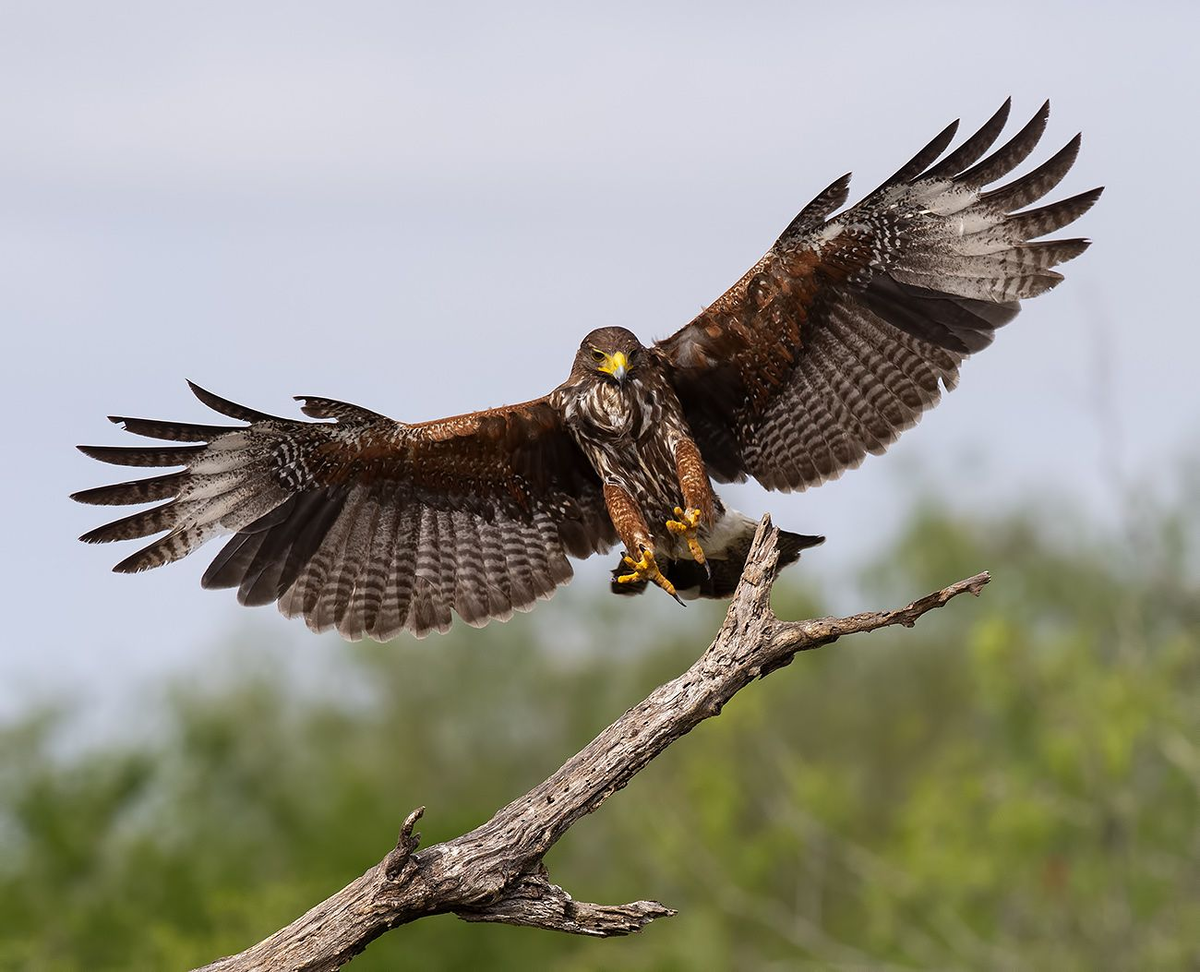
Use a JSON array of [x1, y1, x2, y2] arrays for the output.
[[74, 100, 1100, 639], [75, 391, 615, 640], [656, 99, 1100, 490]]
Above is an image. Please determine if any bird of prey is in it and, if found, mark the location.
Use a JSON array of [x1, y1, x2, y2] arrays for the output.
[[74, 100, 1100, 640]]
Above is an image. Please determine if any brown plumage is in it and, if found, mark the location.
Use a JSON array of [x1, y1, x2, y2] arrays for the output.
[[74, 99, 1101, 639]]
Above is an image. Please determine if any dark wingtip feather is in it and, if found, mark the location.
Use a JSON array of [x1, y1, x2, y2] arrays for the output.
[[777, 172, 853, 242], [1007, 186, 1104, 241], [71, 472, 185, 506], [1038, 237, 1092, 266], [959, 100, 1051, 187], [921, 98, 1013, 182], [982, 133, 1082, 212], [79, 502, 176, 544], [294, 396, 389, 423], [108, 414, 235, 442], [112, 549, 155, 573], [111, 530, 197, 573], [187, 380, 287, 423], [77, 443, 204, 467], [868, 118, 960, 198]]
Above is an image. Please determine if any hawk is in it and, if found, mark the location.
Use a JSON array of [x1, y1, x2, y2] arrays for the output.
[[74, 100, 1101, 640]]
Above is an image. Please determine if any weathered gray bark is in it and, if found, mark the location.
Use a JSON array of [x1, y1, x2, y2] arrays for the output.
[[194, 516, 989, 972]]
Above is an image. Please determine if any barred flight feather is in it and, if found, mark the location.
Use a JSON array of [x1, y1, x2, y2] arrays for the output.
[[658, 99, 1101, 492], [921, 99, 1011, 182], [957, 101, 1049, 186], [866, 119, 960, 198], [76, 382, 614, 639]]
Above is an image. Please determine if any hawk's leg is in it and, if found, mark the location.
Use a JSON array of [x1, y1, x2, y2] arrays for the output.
[[602, 482, 682, 603], [667, 438, 716, 571]]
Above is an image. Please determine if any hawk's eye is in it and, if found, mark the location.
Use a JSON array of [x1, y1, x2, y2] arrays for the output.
[[590, 348, 606, 362]]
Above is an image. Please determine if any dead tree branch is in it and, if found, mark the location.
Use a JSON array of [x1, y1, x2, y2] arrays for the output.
[[194, 516, 990, 972]]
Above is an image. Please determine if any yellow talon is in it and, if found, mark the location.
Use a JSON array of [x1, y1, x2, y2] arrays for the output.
[[666, 506, 702, 533], [616, 547, 679, 598], [666, 506, 706, 566]]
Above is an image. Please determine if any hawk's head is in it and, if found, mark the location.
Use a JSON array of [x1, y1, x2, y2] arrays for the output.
[[573, 327, 645, 384]]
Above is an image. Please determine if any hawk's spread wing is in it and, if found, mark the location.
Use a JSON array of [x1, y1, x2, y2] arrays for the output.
[[656, 100, 1102, 490], [74, 384, 615, 639]]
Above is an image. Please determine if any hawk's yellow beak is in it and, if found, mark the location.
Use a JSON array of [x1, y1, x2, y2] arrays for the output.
[[598, 351, 629, 382]]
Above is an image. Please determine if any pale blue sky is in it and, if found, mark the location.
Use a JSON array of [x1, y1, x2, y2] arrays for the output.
[[2, 1, 1195, 724]]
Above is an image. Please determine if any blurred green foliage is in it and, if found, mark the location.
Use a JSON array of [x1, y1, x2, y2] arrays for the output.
[[3, 491, 1199, 971]]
